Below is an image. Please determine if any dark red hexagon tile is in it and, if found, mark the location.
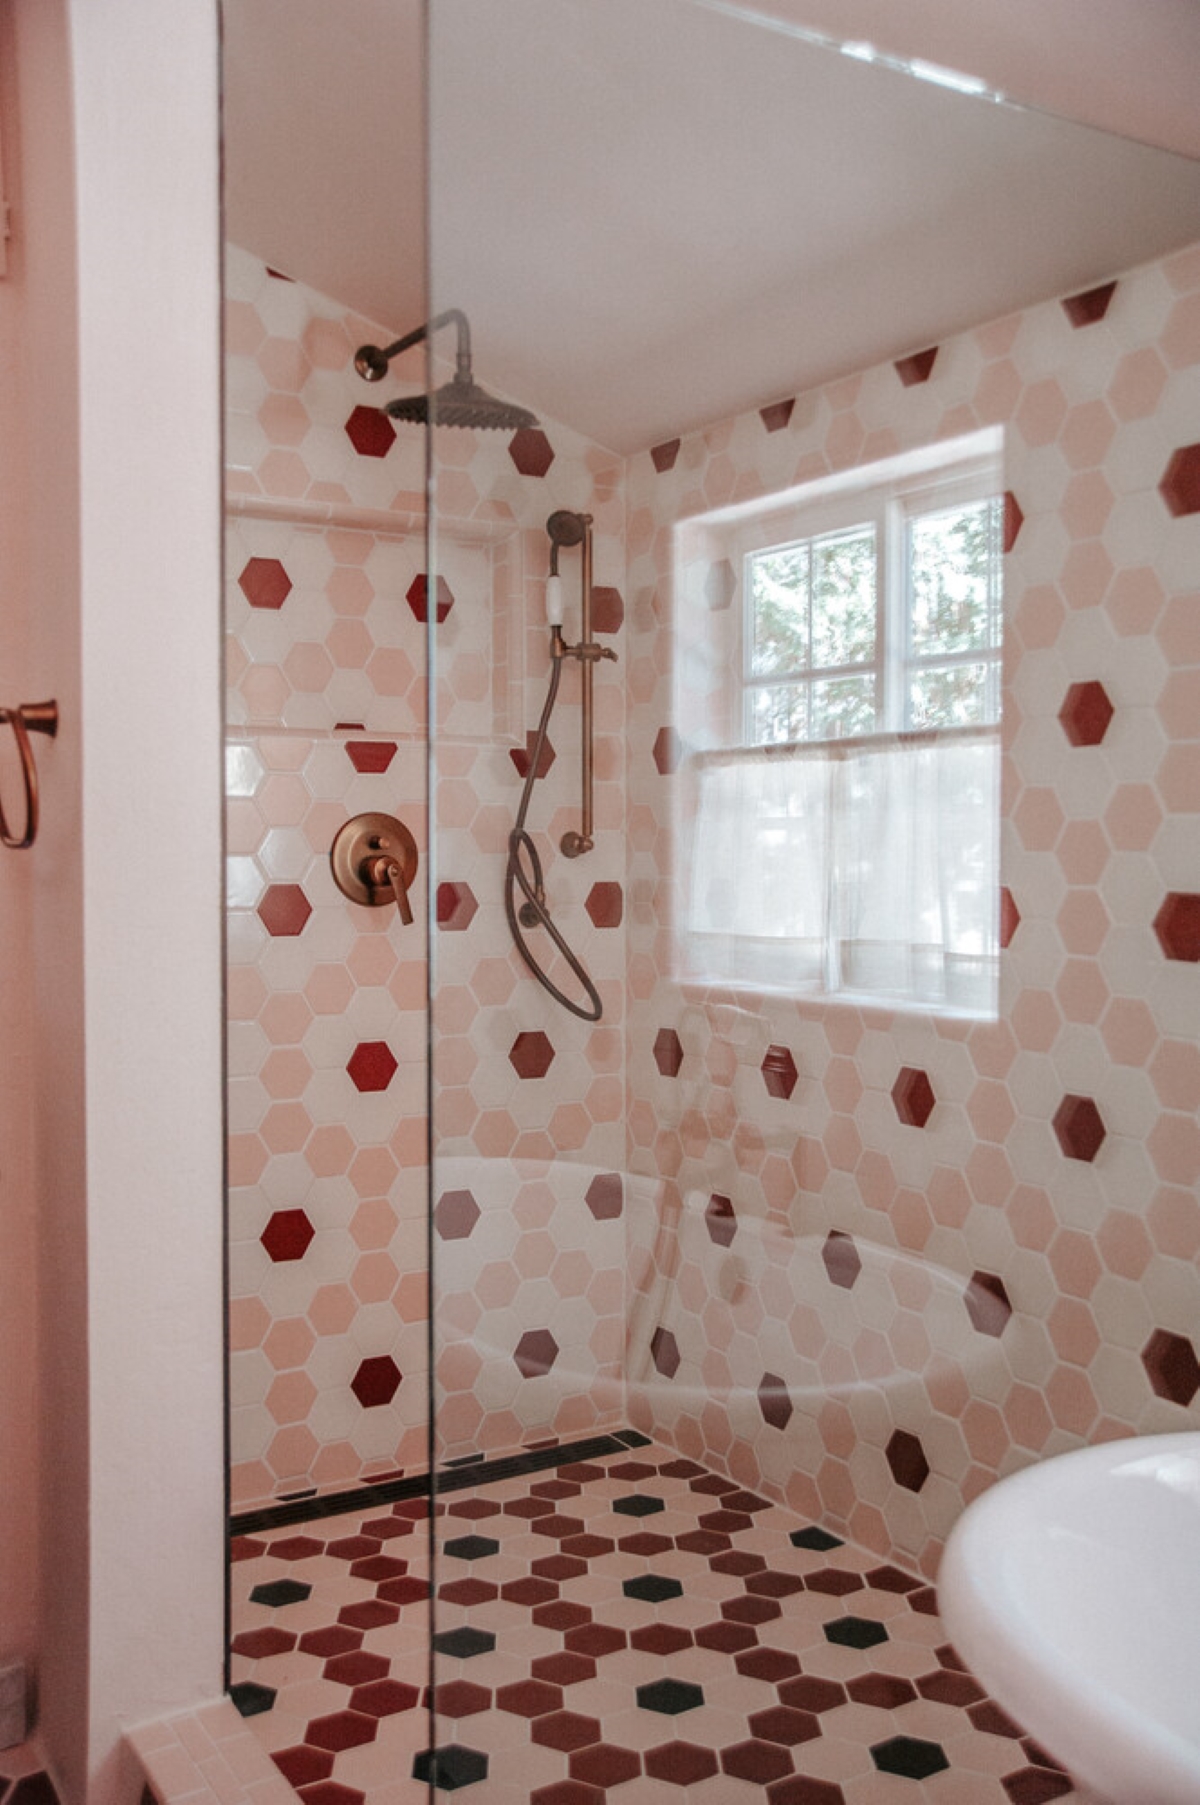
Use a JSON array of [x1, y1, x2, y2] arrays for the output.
[[325, 1650, 388, 1687], [894, 347, 938, 386], [779, 1676, 846, 1713], [964, 1271, 1013, 1336], [653, 1028, 684, 1078], [892, 1067, 935, 1128], [1061, 281, 1117, 327], [510, 1031, 555, 1079], [433, 1680, 491, 1719], [350, 1356, 402, 1409], [348, 1678, 418, 1718], [232, 1626, 297, 1659], [821, 1230, 861, 1290], [344, 406, 395, 459], [257, 884, 312, 937], [261, 1208, 315, 1263], [434, 1188, 481, 1241], [585, 1173, 623, 1221], [1141, 1328, 1200, 1406], [762, 1045, 798, 1100], [886, 1430, 930, 1492], [1052, 1094, 1106, 1162], [650, 439, 681, 473], [1153, 893, 1200, 962], [508, 428, 555, 477], [532, 1710, 603, 1753], [1000, 886, 1021, 949], [590, 587, 624, 634], [436, 881, 478, 931], [300, 1627, 362, 1659], [748, 1704, 821, 1746], [652, 726, 683, 775], [706, 1194, 736, 1247], [646, 1741, 719, 1784], [1159, 443, 1200, 517], [514, 1329, 559, 1378], [760, 398, 796, 432], [304, 1709, 378, 1752], [1003, 491, 1024, 553], [496, 1679, 564, 1718], [1058, 680, 1113, 747], [650, 1326, 680, 1379], [405, 574, 454, 624], [584, 882, 623, 928], [238, 556, 292, 611], [346, 1041, 398, 1093], [509, 730, 555, 781], [758, 1372, 793, 1431], [344, 740, 397, 775], [568, 1744, 641, 1788], [721, 1739, 793, 1784], [272, 1747, 333, 1788]]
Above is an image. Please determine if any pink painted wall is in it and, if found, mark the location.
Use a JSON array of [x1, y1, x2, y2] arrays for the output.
[[66, 0, 226, 1791], [0, 0, 227, 1798]]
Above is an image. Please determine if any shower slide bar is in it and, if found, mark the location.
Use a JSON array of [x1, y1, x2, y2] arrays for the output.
[[0, 700, 57, 849]]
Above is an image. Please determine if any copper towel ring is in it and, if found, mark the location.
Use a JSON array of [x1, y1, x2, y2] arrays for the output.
[[0, 700, 58, 849]]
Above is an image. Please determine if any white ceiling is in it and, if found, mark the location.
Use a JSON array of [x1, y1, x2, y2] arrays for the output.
[[222, 0, 1200, 453]]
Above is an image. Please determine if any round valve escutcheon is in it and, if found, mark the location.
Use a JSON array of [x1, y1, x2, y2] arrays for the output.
[[330, 812, 419, 923]]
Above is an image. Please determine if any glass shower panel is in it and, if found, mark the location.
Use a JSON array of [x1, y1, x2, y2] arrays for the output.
[[423, 0, 1200, 1792]]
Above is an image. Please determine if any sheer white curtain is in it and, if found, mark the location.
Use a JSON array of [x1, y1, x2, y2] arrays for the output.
[[686, 729, 999, 1012]]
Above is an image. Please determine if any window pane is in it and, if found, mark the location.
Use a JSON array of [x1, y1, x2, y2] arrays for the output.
[[811, 673, 876, 739], [750, 544, 809, 676], [743, 678, 808, 743], [909, 500, 998, 656], [750, 682, 808, 743], [811, 525, 876, 667], [909, 660, 992, 728]]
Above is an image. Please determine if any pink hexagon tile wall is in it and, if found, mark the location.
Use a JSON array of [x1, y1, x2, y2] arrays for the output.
[[624, 235, 1200, 1575], [227, 229, 1200, 1566], [225, 244, 628, 1506]]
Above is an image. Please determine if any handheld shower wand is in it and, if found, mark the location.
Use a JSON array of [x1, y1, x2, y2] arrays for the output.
[[504, 511, 617, 1022]]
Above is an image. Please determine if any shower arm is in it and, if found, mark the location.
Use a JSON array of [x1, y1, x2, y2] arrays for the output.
[[549, 513, 617, 859], [354, 307, 473, 385]]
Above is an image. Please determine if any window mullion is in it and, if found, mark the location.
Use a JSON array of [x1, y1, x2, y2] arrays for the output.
[[881, 497, 907, 732]]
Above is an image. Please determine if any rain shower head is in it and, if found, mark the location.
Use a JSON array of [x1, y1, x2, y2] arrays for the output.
[[386, 376, 538, 432], [354, 306, 537, 432]]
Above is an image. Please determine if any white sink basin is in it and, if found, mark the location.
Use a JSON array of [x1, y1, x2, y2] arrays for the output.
[[939, 1433, 1200, 1805]]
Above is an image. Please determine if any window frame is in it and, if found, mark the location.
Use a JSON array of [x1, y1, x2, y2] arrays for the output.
[[739, 450, 1002, 748]]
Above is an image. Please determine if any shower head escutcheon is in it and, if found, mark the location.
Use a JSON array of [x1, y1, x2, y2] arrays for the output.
[[353, 307, 538, 432]]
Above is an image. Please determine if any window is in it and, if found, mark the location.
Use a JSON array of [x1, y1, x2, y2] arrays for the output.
[[681, 433, 1003, 1017], [744, 466, 1002, 744]]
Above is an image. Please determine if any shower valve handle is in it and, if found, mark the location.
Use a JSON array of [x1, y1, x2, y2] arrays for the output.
[[330, 813, 419, 924]]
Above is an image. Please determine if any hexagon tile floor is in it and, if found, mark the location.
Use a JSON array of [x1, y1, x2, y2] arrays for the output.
[[229, 1441, 1084, 1804]]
